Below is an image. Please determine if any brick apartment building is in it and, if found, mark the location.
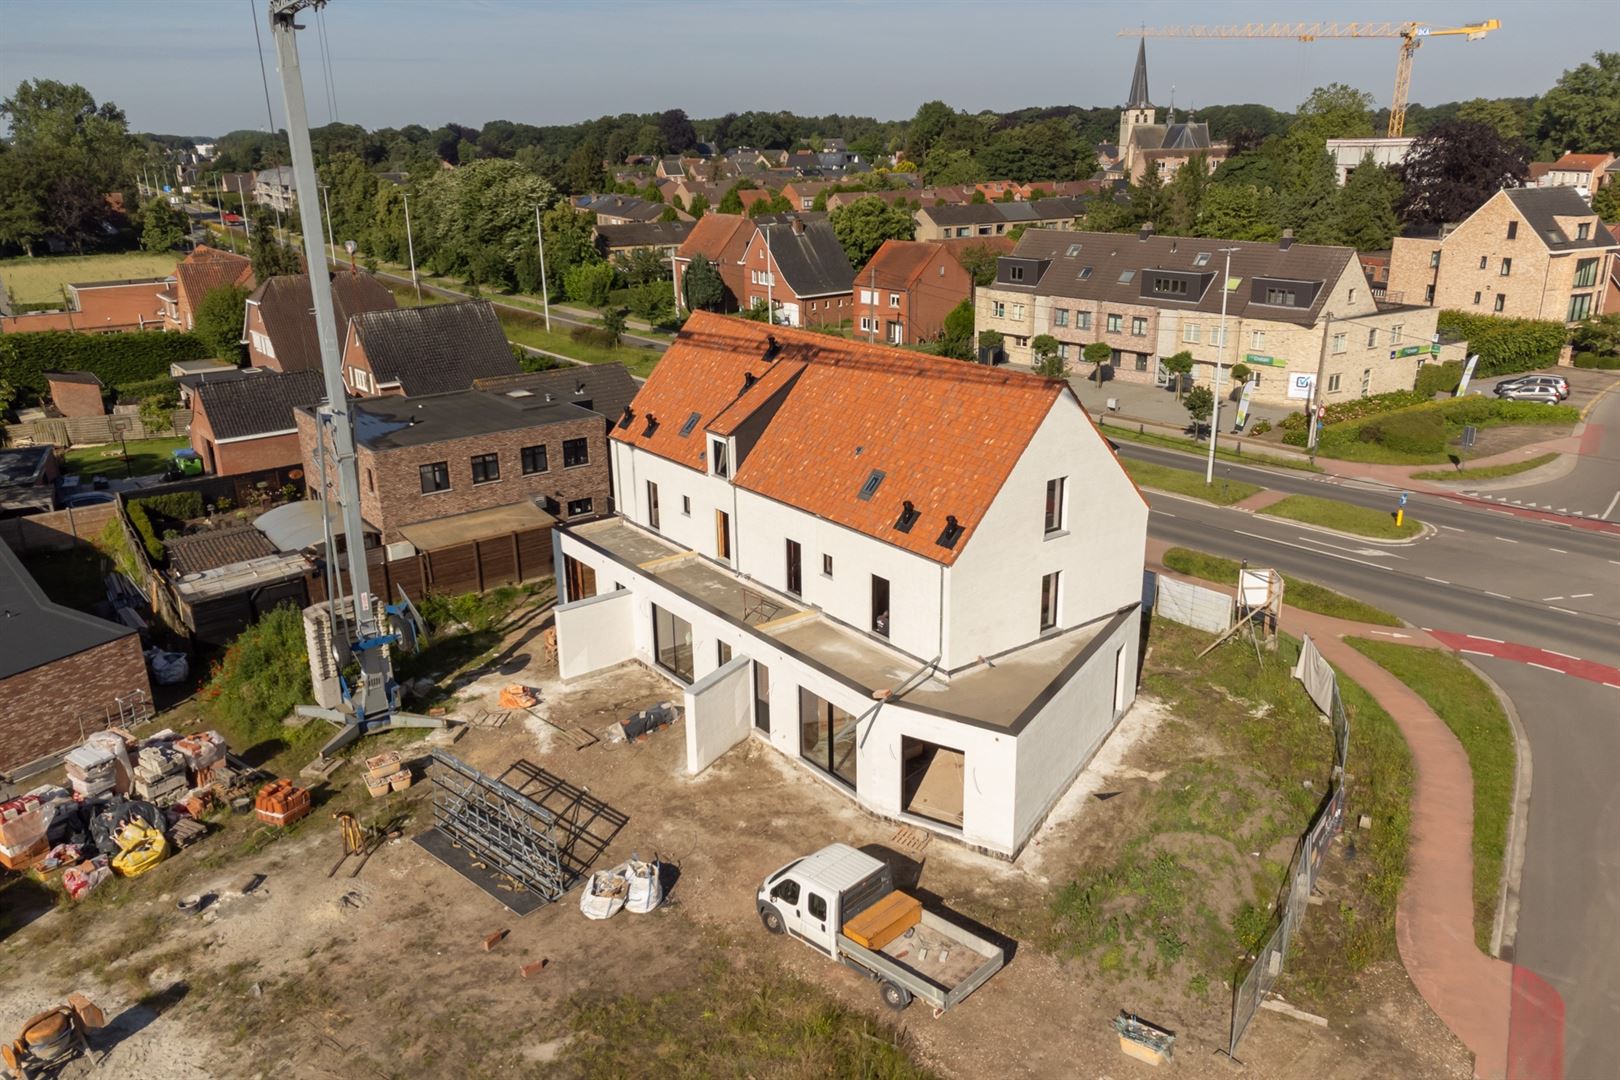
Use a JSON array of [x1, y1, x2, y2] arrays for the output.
[[341, 300, 520, 397], [1386, 187, 1618, 324], [852, 239, 972, 345], [978, 227, 1442, 406], [190, 370, 324, 476], [0, 542, 151, 772], [244, 271, 397, 372], [738, 216, 854, 327], [295, 389, 612, 543]]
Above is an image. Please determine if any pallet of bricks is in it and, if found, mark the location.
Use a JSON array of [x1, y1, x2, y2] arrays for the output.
[[254, 779, 312, 827]]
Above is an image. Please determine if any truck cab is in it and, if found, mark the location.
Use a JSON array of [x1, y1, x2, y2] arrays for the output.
[[759, 845, 893, 959]]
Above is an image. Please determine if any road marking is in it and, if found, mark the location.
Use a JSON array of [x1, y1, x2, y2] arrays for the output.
[[1546, 650, 1580, 660], [1606, 683, 1620, 691], [1291, 535, 1407, 559], [1542, 596, 1566, 601], [1486, 591, 1512, 599], [1425, 577, 1451, 584], [1368, 630, 1412, 638], [1494, 536, 1518, 543], [1555, 508, 1568, 514], [1596, 489, 1620, 520], [1549, 606, 1579, 615], [1528, 662, 1564, 674], [1150, 509, 1177, 518], [1439, 525, 1465, 532], [1548, 548, 1567, 554], [1459, 649, 1494, 657], [1231, 530, 1394, 574], [1468, 634, 1506, 643], [1571, 593, 1594, 599]]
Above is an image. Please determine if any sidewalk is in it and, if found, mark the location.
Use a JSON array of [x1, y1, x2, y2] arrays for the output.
[[1146, 542, 1561, 1078]]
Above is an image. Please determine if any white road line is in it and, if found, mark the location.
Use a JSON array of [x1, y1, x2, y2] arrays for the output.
[[1546, 650, 1580, 660], [1528, 662, 1564, 674], [1425, 576, 1450, 584], [1549, 606, 1579, 615], [1495, 536, 1518, 543], [1468, 634, 1506, 643], [1230, 530, 1394, 574], [1439, 524, 1465, 532], [1605, 683, 1620, 691], [1459, 649, 1495, 657], [1486, 591, 1512, 599], [1571, 593, 1594, 599], [1150, 509, 1177, 517], [1555, 508, 1568, 514], [1548, 548, 1567, 554], [1542, 596, 1566, 601], [1603, 490, 1620, 520]]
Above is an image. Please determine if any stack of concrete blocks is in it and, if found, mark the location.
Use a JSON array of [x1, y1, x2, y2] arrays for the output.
[[65, 744, 118, 799], [133, 744, 189, 805]]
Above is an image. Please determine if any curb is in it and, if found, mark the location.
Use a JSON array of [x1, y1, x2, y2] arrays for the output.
[[1462, 656, 1533, 962], [1245, 510, 1437, 547]]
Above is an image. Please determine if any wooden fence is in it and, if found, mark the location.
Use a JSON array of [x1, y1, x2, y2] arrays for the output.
[[3, 408, 191, 448], [307, 526, 554, 604]]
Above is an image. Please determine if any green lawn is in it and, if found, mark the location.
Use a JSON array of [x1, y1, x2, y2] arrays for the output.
[[1410, 453, 1559, 482], [1122, 458, 1262, 505], [1161, 546, 1403, 626], [0, 252, 180, 305], [1347, 639, 1515, 951], [1102, 422, 1323, 471], [1258, 493, 1424, 540], [62, 436, 189, 479]]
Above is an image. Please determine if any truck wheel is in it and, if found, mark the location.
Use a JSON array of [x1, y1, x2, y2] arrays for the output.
[[879, 981, 912, 1011], [759, 906, 784, 935]]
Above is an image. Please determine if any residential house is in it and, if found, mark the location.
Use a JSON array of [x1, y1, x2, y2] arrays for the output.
[[189, 369, 324, 476], [0, 542, 152, 773], [673, 212, 755, 313], [735, 189, 775, 214], [1111, 41, 1228, 182], [44, 372, 105, 417], [341, 300, 520, 398], [824, 188, 914, 212], [253, 166, 296, 213], [552, 312, 1148, 857], [159, 246, 255, 333], [0, 278, 168, 335], [294, 388, 612, 543], [913, 198, 1086, 242], [1532, 152, 1615, 194], [473, 362, 641, 436], [1326, 137, 1415, 185], [594, 220, 694, 260], [782, 180, 841, 212], [656, 157, 687, 180], [572, 194, 682, 226], [977, 226, 1442, 406], [0, 446, 59, 517], [243, 271, 398, 373], [851, 240, 973, 345], [1359, 251, 1393, 301], [738, 216, 855, 326], [1386, 187, 1619, 324]]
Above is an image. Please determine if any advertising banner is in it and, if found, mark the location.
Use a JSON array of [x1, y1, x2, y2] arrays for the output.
[[1456, 353, 1481, 397], [1287, 372, 1316, 400], [1234, 380, 1255, 428]]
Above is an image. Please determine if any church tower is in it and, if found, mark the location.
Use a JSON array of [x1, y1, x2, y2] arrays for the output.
[[1118, 39, 1156, 153]]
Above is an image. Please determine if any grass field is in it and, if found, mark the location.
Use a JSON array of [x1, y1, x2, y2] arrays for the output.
[[1258, 493, 1424, 540], [1121, 458, 1262, 505], [62, 436, 189, 480], [1347, 639, 1515, 950], [1410, 453, 1559, 482], [0, 252, 180, 306], [1101, 422, 1323, 471], [1161, 546, 1404, 626]]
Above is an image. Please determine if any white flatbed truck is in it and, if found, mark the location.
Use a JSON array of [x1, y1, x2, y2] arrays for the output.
[[756, 843, 1004, 1014]]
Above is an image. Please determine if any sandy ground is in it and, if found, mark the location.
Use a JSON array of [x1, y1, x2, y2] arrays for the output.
[[0, 615, 1473, 1080]]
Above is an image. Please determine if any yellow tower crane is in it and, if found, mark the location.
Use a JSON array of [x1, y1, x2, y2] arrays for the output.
[[1119, 20, 1501, 137]]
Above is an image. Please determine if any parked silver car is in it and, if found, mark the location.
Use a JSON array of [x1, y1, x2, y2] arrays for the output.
[[1495, 374, 1570, 399], [1495, 383, 1565, 404]]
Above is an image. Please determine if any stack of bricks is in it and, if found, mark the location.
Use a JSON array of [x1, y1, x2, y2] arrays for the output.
[[0, 796, 49, 870], [253, 779, 312, 827], [64, 744, 118, 799], [133, 745, 189, 805], [176, 731, 227, 777], [364, 752, 401, 799]]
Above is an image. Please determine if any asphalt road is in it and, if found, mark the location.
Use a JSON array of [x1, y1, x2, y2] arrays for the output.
[[1135, 446, 1620, 1075], [1466, 373, 1620, 521]]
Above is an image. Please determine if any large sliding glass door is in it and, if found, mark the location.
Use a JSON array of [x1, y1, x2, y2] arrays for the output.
[[798, 687, 857, 788], [652, 604, 693, 682]]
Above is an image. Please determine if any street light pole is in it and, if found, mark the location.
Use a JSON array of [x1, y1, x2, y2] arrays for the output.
[[1307, 311, 1335, 464], [534, 204, 551, 331], [402, 191, 421, 306], [1206, 246, 1240, 484]]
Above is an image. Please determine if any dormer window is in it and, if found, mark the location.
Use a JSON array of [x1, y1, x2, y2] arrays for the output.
[[710, 438, 730, 478], [1264, 288, 1297, 306], [1577, 222, 1591, 240], [1010, 266, 1024, 281]]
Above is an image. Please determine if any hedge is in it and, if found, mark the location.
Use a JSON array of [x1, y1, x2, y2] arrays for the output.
[[125, 500, 165, 562], [1358, 410, 1448, 454], [126, 491, 205, 564], [1436, 311, 1568, 376], [0, 330, 210, 403], [1279, 389, 1431, 444], [1415, 360, 1463, 397], [1573, 352, 1620, 369]]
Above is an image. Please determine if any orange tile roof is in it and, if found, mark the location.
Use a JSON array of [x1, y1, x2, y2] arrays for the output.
[[173, 246, 255, 315], [614, 311, 1066, 565], [1550, 153, 1613, 170], [676, 212, 751, 263], [854, 240, 947, 292]]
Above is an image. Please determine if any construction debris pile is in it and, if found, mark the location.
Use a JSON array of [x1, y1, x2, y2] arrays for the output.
[[0, 727, 242, 898]]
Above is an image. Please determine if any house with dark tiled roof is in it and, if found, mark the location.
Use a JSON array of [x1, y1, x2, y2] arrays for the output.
[[552, 311, 1148, 857], [243, 271, 397, 373], [160, 246, 255, 333], [913, 198, 1086, 242], [737, 216, 855, 326], [340, 300, 520, 397], [851, 239, 972, 345], [1387, 186, 1619, 324], [594, 220, 694, 259], [189, 369, 324, 476]]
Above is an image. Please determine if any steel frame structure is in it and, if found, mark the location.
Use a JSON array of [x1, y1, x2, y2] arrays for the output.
[[427, 750, 570, 903]]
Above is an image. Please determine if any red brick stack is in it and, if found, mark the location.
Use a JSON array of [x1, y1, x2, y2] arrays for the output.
[[254, 779, 311, 827]]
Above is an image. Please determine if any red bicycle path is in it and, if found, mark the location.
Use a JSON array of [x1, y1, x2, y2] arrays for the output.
[[1148, 547, 1565, 1078]]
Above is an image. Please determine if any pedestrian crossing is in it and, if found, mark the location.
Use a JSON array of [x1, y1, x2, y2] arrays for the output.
[[1463, 491, 1591, 517]]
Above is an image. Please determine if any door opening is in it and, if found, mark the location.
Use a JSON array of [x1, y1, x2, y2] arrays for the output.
[[871, 574, 890, 638], [785, 539, 802, 596], [901, 736, 964, 828]]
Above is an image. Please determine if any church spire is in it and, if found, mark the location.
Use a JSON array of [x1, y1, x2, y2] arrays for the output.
[[1126, 38, 1152, 109]]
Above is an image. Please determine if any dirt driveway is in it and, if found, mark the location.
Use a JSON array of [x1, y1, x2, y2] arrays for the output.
[[0, 620, 1471, 1079]]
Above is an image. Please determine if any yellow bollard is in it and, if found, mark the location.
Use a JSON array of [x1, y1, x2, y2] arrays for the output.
[[1395, 508, 1404, 528]]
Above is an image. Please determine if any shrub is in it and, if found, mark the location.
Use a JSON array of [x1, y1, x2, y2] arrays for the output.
[[1573, 352, 1620, 370], [0, 331, 210, 404], [1414, 361, 1463, 398], [125, 491, 204, 564], [124, 501, 164, 562], [135, 490, 204, 522], [1436, 311, 1568, 375], [1249, 419, 1272, 436], [1359, 410, 1447, 454], [201, 604, 312, 734], [563, 261, 615, 307], [1321, 389, 1428, 425]]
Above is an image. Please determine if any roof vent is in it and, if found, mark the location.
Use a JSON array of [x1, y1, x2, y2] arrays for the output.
[[505, 389, 534, 398], [575, 382, 586, 396], [743, 372, 757, 391], [1138, 222, 1154, 240], [544, 392, 554, 402], [857, 469, 885, 501], [1279, 228, 1295, 251], [643, 413, 658, 436], [763, 334, 781, 362], [936, 515, 964, 549], [617, 406, 634, 430], [895, 500, 920, 533]]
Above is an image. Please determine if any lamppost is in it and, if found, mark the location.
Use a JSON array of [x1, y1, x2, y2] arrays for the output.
[[1206, 246, 1241, 485], [402, 192, 421, 306]]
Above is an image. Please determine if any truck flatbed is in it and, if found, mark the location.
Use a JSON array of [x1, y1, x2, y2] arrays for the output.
[[839, 909, 1003, 1011]]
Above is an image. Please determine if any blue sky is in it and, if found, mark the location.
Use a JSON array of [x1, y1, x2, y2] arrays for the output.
[[2, 1, 1611, 136]]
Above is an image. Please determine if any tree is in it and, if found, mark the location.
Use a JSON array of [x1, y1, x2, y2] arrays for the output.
[[251, 226, 302, 279], [1335, 155, 1402, 251], [921, 147, 985, 186], [1196, 184, 1279, 241], [1183, 385, 1215, 428], [953, 243, 1000, 287], [1531, 52, 1620, 156], [541, 202, 601, 282], [616, 246, 669, 286], [627, 282, 673, 327], [683, 253, 725, 311], [1083, 341, 1112, 385], [828, 195, 914, 267], [1398, 120, 1528, 229], [978, 329, 1004, 353], [600, 307, 628, 346], [138, 196, 188, 252], [414, 159, 556, 282], [906, 100, 956, 159], [1292, 83, 1375, 141], [1162, 154, 1210, 235], [1455, 97, 1524, 141], [194, 284, 251, 365], [718, 183, 749, 214], [940, 298, 975, 360], [1229, 363, 1252, 387], [687, 192, 710, 219], [1030, 334, 1064, 377], [0, 80, 133, 254], [1275, 134, 1340, 243], [1132, 161, 1167, 228], [658, 205, 680, 223], [1593, 182, 1620, 223], [564, 261, 615, 307], [657, 109, 697, 154], [1162, 350, 1195, 399], [979, 118, 1091, 184]]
